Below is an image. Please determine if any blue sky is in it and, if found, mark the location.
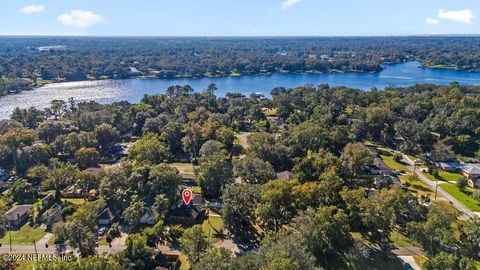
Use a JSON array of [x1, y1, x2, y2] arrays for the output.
[[1, 0, 479, 36]]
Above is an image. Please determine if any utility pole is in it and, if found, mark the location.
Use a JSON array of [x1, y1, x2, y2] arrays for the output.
[[33, 237, 38, 258], [8, 224, 12, 252]]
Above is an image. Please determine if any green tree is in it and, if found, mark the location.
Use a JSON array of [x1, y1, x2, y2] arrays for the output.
[[407, 207, 456, 256], [123, 194, 145, 230], [193, 247, 233, 270], [180, 225, 210, 263], [75, 147, 100, 169], [294, 206, 353, 267], [66, 220, 97, 257], [216, 127, 236, 149], [340, 143, 373, 179], [148, 164, 182, 201], [94, 123, 119, 149], [36, 120, 68, 144], [74, 171, 98, 197], [458, 218, 480, 260], [119, 233, 157, 270], [256, 180, 297, 232], [222, 183, 260, 233], [198, 153, 233, 198], [293, 149, 340, 183], [128, 135, 170, 164], [200, 140, 227, 158], [422, 252, 458, 270], [11, 178, 35, 203], [233, 156, 274, 184]]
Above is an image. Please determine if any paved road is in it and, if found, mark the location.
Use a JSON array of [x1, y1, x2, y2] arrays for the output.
[[398, 256, 421, 270], [402, 155, 476, 218]]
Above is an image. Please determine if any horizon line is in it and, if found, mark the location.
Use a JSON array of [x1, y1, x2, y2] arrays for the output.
[[1, 34, 480, 38]]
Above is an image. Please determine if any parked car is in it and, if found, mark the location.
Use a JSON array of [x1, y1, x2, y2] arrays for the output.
[[98, 227, 107, 236]]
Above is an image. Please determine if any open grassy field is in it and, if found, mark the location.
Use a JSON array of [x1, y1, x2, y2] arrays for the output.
[[0, 224, 47, 245], [440, 183, 480, 212]]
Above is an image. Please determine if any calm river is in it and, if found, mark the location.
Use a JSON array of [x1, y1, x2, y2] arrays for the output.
[[1, 61, 479, 119]]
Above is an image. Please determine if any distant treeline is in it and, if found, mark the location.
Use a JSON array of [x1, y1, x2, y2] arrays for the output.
[[0, 36, 479, 91]]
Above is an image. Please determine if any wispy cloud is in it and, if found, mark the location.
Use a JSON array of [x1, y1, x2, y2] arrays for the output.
[[282, 0, 302, 10], [19, 4, 45, 15], [438, 9, 475, 24], [58, 10, 103, 28], [425, 17, 439, 25]]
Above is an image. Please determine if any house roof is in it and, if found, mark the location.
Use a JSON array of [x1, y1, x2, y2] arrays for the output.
[[85, 167, 102, 175], [438, 162, 463, 168], [462, 164, 480, 175], [140, 209, 158, 224], [168, 194, 204, 219], [98, 208, 114, 221], [179, 172, 196, 180], [5, 205, 32, 221], [276, 171, 293, 180]]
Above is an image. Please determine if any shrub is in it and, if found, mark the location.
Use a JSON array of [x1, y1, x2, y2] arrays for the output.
[[456, 177, 468, 190]]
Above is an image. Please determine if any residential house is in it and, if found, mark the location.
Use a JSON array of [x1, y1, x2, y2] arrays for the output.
[[5, 205, 32, 229], [42, 203, 62, 227], [140, 209, 158, 225], [98, 207, 117, 226], [40, 193, 55, 211], [462, 164, 480, 180], [166, 194, 205, 225], [438, 162, 463, 173]]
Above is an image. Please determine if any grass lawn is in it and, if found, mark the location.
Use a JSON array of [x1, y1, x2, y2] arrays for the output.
[[179, 253, 190, 270], [1, 224, 46, 245], [425, 171, 463, 182], [440, 183, 480, 212], [413, 255, 428, 268], [62, 198, 86, 205], [399, 175, 433, 197], [98, 235, 109, 246], [170, 163, 194, 173], [390, 228, 420, 248], [202, 214, 224, 243], [381, 155, 409, 172], [378, 149, 409, 172], [190, 186, 202, 194]]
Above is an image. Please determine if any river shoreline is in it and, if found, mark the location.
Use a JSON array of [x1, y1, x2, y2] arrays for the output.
[[1, 61, 479, 119]]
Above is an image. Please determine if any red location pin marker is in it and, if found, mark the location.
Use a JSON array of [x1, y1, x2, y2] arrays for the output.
[[182, 189, 193, 205]]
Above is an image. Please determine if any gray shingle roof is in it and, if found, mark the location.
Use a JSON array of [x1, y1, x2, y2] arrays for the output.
[[5, 205, 32, 221]]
